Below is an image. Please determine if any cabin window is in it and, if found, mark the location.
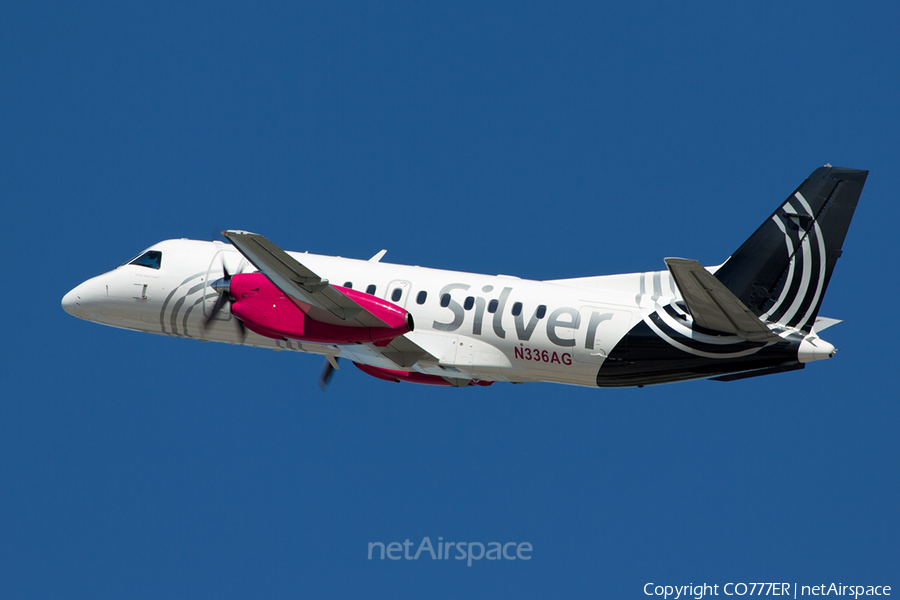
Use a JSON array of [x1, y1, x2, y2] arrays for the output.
[[463, 296, 474, 310], [416, 291, 427, 305], [512, 302, 522, 317], [488, 299, 499, 313], [440, 293, 451, 308], [391, 288, 402, 302], [366, 284, 377, 295], [343, 281, 353, 289], [129, 250, 162, 270], [536, 304, 547, 319]]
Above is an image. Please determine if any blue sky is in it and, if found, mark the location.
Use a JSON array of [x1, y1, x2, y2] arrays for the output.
[[2, 1, 898, 598]]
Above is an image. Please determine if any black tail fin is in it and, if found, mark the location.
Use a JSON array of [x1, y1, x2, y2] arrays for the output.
[[714, 165, 867, 332]]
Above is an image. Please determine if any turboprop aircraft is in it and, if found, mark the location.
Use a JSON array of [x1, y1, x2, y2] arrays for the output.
[[62, 165, 867, 389]]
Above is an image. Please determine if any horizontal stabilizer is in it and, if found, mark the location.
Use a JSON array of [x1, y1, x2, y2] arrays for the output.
[[812, 317, 842, 334], [665, 258, 782, 342]]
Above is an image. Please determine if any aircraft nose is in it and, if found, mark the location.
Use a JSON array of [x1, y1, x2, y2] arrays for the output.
[[62, 279, 105, 318], [62, 284, 85, 317]]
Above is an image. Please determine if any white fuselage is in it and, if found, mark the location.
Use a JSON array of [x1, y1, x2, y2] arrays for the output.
[[62, 238, 667, 387], [63, 167, 866, 389]]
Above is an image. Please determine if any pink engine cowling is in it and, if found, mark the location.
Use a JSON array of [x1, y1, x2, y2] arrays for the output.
[[228, 273, 412, 344]]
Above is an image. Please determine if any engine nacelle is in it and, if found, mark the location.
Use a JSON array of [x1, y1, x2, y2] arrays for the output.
[[228, 273, 412, 344]]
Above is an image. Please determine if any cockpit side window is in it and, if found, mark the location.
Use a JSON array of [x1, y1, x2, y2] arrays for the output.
[[130, 250, 162, 270]]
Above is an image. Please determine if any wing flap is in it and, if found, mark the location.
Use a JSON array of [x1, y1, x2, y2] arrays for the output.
[[664, 258, 782, 342]]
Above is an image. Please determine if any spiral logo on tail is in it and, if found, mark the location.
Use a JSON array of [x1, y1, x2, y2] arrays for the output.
[[759, 191, 826, 331]]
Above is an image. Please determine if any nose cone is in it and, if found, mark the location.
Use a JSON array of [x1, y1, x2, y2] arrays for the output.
[[62, 278, 106, 319], [61, 287, 80, 316]]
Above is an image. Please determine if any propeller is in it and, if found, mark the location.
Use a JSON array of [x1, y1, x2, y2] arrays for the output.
[[203, 263, 247, 341], [319, 355, 340, 391]]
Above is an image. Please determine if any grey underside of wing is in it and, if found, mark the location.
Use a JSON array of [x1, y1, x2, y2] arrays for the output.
[[379, 335, 436, 368], [664, 258, 782, 342], [223, 230, 388, 327]]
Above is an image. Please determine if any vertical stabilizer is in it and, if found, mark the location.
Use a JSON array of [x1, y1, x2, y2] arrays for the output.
[[714, 166, 867, 332]]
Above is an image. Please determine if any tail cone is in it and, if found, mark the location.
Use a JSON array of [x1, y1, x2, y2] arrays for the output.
[[798, 336, 836, 363]]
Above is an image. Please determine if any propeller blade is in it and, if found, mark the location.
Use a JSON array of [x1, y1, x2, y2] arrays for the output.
[[319, 357, 339, 391], [203, 260, 239, 333], [204, 291, 231, 330]]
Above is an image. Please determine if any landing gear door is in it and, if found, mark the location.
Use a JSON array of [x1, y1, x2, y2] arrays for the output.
[[572, 307, 633, 365]]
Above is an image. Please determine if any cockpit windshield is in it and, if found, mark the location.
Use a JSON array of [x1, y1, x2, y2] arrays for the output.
[[129, 250, 162, 270]]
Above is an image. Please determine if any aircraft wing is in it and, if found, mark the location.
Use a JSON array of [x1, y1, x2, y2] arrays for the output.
[[378, 335, 434, 368], [223, 230, 388, 327], [664, 258, 782, 342], [223, 230, 437, 367]]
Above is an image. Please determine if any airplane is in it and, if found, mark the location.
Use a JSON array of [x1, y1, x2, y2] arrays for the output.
[[62, 165, 867, 390]]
